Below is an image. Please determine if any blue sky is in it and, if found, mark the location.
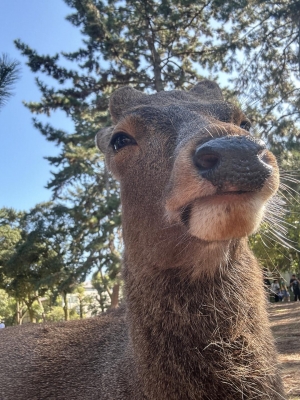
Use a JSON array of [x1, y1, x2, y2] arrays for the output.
[[0, 0, 83, 211]]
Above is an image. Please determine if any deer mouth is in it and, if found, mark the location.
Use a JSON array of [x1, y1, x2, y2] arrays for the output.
[[216, 190, 250, 195], [178, 190, 264, 242], [209, 190, 256, 203], [180, 190, 252, 224], [180, 204, 193, 226], [179, 189, 255, 214]]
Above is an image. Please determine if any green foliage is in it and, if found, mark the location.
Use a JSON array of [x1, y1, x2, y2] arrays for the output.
[[0, 204, 83, 321], [91, 270, 122, 312], [250, 150, 300, 273], [0, 203, 107, 322], [0, 208, 23, 271], [0, 54, 20, 110], [45, 305, 65, 322], [0, 289, 16, 326], [74, 284, 94, 318], [1, 206, 60, 294], [215, 0, 300, 149]]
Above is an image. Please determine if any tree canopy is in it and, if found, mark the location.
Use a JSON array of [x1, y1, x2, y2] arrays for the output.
[[219, 0, 300, 152]]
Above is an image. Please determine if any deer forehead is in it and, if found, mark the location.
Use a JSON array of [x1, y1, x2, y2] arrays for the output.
[[112, 106, 233, 148], [96, 81, 248, 155], [109, 84, 243, 126]]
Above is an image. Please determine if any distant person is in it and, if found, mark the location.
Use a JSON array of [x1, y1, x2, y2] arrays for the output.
[[280, 285, 290, 302], [289, 275, 300, 301], [271, 280, 280, 302], [0, 321, 5, 329]]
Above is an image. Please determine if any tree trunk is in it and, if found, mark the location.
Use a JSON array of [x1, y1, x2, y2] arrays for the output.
[[298, 19, 300, 75], [110, 284, 119, 309], [145, 17, 164, 92], [146, 36, 164, 92], [16, 301, 27, 325], [38, 297, 46, 323], [16, 300, 20, 325], [28, 307, 35, 323], [62, 292, 69, 321], [79, 299, 83, 319]]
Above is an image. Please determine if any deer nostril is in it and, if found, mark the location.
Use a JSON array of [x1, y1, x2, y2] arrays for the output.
[[194, 148, 220, 171], [197, 154, 219, 170]]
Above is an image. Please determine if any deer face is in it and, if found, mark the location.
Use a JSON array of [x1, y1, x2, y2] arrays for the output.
[[96, 81, 279, 243]]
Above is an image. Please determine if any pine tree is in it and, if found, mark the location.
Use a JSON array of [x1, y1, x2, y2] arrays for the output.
[[0, 54, 20, 110]]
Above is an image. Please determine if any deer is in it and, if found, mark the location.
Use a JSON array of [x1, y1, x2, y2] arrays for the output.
[[0, 80, 286, 400]]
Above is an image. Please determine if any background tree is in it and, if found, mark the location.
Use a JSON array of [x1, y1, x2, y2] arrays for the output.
[[92, 267, 122, 312], [0, 203, 95, 322], [215, 3, 300, 272], [21, 202, 95, 321], [251, 150, 300, 274], [0, 289, 17, 326], [0, 53, 20, 111], [0, 204, 64, 322], [213, 0, 300, 152], [0, 208, 26, 324]]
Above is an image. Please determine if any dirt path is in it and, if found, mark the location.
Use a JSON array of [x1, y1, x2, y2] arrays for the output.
[[269, 302, 300, 399]]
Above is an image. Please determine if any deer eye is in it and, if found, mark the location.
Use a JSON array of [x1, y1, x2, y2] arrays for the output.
[[240, 121, 251, 131], [110, 133, 137, 152]]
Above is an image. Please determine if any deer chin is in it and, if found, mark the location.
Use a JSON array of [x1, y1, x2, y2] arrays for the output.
[[187, 192, 266, 242]]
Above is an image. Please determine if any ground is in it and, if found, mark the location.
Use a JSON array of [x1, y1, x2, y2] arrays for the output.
[[269, 302, 300, 399]]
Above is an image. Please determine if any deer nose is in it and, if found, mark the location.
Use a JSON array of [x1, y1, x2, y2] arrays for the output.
[[193, 135, 273, 191]]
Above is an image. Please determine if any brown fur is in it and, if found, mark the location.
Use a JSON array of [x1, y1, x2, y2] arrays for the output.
[[0, 80, 285, 399]]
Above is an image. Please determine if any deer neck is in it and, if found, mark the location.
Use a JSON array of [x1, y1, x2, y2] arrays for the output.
[[121, 188, 276, 396], [123, 246, 273, 399]]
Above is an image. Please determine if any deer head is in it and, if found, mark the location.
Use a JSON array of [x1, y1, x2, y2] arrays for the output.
[[96, 80, 279, 274]]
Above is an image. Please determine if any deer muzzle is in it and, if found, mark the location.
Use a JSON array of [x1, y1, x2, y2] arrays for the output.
[[193, 135, 273, 192]]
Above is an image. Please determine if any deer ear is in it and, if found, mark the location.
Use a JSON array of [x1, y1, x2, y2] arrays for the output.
[[109, 86, 147, 123], [96, 126, 114, 154], [189, 80, 224, 101]]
